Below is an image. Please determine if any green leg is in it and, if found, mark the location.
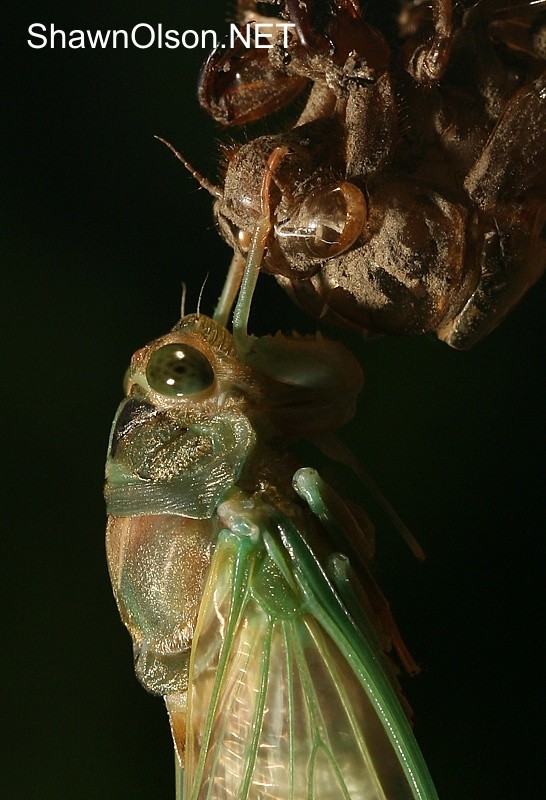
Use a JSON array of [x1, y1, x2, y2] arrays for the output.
[[292, 467, 375, 562], [293, 466, 420, 676], [213, 250, 245, 327], [231, 213, 271, 357], [292, 467, 376, 609], [231, 145, 288, 356], [292, 467, 341, 536]]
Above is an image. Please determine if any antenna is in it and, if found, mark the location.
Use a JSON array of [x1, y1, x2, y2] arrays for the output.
[[196, 272, 210, 317], [155, 135, 223, 199]]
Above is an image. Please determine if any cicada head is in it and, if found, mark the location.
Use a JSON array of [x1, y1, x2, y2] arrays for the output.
[[105, 314, 264, 520]]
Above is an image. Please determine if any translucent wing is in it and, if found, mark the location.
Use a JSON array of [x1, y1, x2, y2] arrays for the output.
[[184, 504, 438, 800]]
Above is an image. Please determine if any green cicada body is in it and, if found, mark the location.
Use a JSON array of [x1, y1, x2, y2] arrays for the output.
[[105, 308, 439, 800]]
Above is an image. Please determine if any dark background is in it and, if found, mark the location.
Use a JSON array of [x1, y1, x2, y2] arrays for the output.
[[3, 2, 544, 798]]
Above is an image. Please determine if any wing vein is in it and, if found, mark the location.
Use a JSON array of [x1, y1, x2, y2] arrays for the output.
[[238, 622, 273, 799], [306, 621, 389, 800], [282, 622, 295, 800], [189, 542, 252, 800]]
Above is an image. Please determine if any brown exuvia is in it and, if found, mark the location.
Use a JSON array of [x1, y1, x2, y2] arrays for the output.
[[200, 0, 546, 348]]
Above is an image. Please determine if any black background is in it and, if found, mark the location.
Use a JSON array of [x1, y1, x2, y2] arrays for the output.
[[4, 2, 544, 798]]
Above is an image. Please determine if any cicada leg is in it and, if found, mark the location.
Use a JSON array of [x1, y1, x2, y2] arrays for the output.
[[212, 250, 245, 328], [231, 146, 290, 354], [400, 0, 454, 83], [440, 70, 546, 348], [211, 144, 289, 345], [465, 0, 546, 64], [293, 466, 421, 677]]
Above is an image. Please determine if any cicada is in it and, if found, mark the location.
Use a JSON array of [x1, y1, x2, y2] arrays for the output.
[[105, 151, 438, 799]]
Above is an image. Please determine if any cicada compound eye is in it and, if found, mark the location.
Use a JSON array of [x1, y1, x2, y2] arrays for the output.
[[146, 343, 214, 398], [275, 181, 367, 262]]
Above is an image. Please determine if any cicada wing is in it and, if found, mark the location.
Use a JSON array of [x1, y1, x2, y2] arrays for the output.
[[184, 520, 438, 800], [273, 517, 439, 800]]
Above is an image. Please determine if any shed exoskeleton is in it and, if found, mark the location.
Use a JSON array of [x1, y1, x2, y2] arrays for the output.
[[200, 0, 546, 348]]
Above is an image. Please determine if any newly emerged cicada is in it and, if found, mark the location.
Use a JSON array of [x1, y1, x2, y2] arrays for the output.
[[105, 154, 438, 799]]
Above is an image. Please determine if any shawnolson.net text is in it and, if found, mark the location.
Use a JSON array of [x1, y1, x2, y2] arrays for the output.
[[27, 22, 295, 50]]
